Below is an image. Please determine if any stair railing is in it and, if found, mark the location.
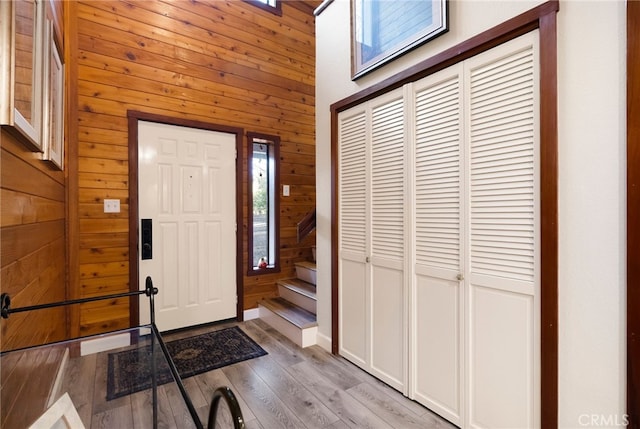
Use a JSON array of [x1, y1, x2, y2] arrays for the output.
[[208, 386, 246, 429], [1, 278, 245, 429], [296, 208, 316, 243]]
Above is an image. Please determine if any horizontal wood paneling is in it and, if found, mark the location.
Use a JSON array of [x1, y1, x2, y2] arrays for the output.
[[70, 0, 317, 333], [1, 125, 66, 351]]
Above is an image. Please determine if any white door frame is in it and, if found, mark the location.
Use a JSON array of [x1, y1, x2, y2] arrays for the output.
[[127, 111, 245, 326]]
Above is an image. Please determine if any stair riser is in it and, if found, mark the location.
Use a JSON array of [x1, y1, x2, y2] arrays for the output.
[[278, 285, 316, 315], [258, 304, 317, 348], [295, 265, 316, 285]]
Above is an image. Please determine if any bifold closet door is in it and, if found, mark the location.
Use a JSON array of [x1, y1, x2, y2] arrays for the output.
[[338, 90, 407, 392], [339, 31, 540, 429], [465, 34, 540, 429], [411, 64, 465, 426], [338, 106, 368, 369]]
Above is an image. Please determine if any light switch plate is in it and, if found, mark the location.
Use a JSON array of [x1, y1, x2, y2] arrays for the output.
[[104, 199, 120, 213], [283, 185, 290, 196]]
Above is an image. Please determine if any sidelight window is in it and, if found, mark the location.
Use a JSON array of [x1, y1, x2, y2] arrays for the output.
[[248, 132, 280, 274]]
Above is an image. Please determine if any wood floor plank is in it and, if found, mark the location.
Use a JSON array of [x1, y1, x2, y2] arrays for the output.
[[286, 360, 395, 429], [244, 418, 265, 429], [11, 320, 456, 429], [130, 389, 154, 429], [194, 367, 257, 423], [91, 345, 132, 415], [247, 353, 340, 429], [241, 320, 304, 368], [163, 378, 199, 428], [91, 404, 134, 429], [61, 352, 97, 427], [222, 361, 307, 429], [346, 382, 456, 429], [294, 346, 363, 391], [326, 420, 351, 429]]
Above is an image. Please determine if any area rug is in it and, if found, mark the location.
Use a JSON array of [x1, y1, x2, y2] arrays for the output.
[[106, 326, 267, 400]]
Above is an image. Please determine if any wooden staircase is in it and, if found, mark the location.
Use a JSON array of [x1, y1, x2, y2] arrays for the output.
[[258, 260, 317, 347]]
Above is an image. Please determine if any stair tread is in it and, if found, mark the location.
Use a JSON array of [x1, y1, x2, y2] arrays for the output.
[[260, 297, 317, 329], [294, 260, 316, 271], [277, 278, 316, 300]]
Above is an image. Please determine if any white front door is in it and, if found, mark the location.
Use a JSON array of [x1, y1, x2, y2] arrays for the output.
[[138, 121, 237, 332]]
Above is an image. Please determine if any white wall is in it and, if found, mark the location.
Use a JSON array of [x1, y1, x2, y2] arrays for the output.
[[556, 2, 626, 428], [315, 0, 626, 427]]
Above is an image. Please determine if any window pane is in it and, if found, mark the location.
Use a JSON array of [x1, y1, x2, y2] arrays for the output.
[[252, 143, 269, 267], [248, 133, 280, 275]]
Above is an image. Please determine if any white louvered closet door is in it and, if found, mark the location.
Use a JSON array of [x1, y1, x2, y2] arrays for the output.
[[369, 92, 406, 391], [339, 31, 539, 429], [338, 105, 369, 369], [338, 89, 407, 392], [411, 64, 464, 425], [465, 33, 540, 429]]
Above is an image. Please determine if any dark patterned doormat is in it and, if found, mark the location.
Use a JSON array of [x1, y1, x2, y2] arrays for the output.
[[106, 326, 266, 400]]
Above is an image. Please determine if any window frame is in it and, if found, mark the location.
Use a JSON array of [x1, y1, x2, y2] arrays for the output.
[[247, 132, 281, 276], [243, 0, 282, 17]]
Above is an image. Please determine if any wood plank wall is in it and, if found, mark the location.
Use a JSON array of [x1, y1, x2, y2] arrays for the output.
[[70, 0, 318, 337], [1, 0, 67, 352], [0, 130, 67, 351]]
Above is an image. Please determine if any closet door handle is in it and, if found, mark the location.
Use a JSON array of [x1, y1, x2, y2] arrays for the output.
[[456, 273, 464, 281], [366, 256, 370, 263]]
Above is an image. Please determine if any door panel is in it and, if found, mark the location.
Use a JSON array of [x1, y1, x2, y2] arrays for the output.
[[138, 121, 237, 332], [339, 256, 367, 367], [414, 274, 460, 420], [465, 33, 540, 429], [370, 265, 404, 390], [338, 91, 407, 391], [412, 64, 464, 424], [469, 284, 534, 428], [338, 106, 368, 367], [369, 93, 406, 390]]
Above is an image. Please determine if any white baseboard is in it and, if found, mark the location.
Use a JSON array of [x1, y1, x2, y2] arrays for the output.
[[80, 333, 131, 356], [315, 331, 332, 352]]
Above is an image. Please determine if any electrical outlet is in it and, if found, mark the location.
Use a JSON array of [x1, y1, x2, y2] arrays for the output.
[[104, 199, 120, 213]]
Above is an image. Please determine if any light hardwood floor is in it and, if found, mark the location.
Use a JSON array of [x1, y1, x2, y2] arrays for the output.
[[60, 319, 456, 429]]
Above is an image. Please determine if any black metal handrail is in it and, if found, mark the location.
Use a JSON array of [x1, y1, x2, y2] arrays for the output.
[[208, 386, 246, 429], [0, 277, 245, 429]]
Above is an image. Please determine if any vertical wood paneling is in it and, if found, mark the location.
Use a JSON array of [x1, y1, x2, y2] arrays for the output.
[[70, 0, 318, 334]]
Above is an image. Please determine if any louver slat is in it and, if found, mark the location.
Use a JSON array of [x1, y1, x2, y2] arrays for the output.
[[414, 77, 461, 271], [339, 112, 367, 253], [371, 98, 405, 261], [469, 48, 536, 282]]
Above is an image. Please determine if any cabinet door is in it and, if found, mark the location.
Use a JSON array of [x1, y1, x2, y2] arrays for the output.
[[411, 64, 464, 425], [0, 0, 45, 148]]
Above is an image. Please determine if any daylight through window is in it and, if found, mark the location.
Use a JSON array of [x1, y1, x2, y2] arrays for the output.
[[248, 133, 280, 274]]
